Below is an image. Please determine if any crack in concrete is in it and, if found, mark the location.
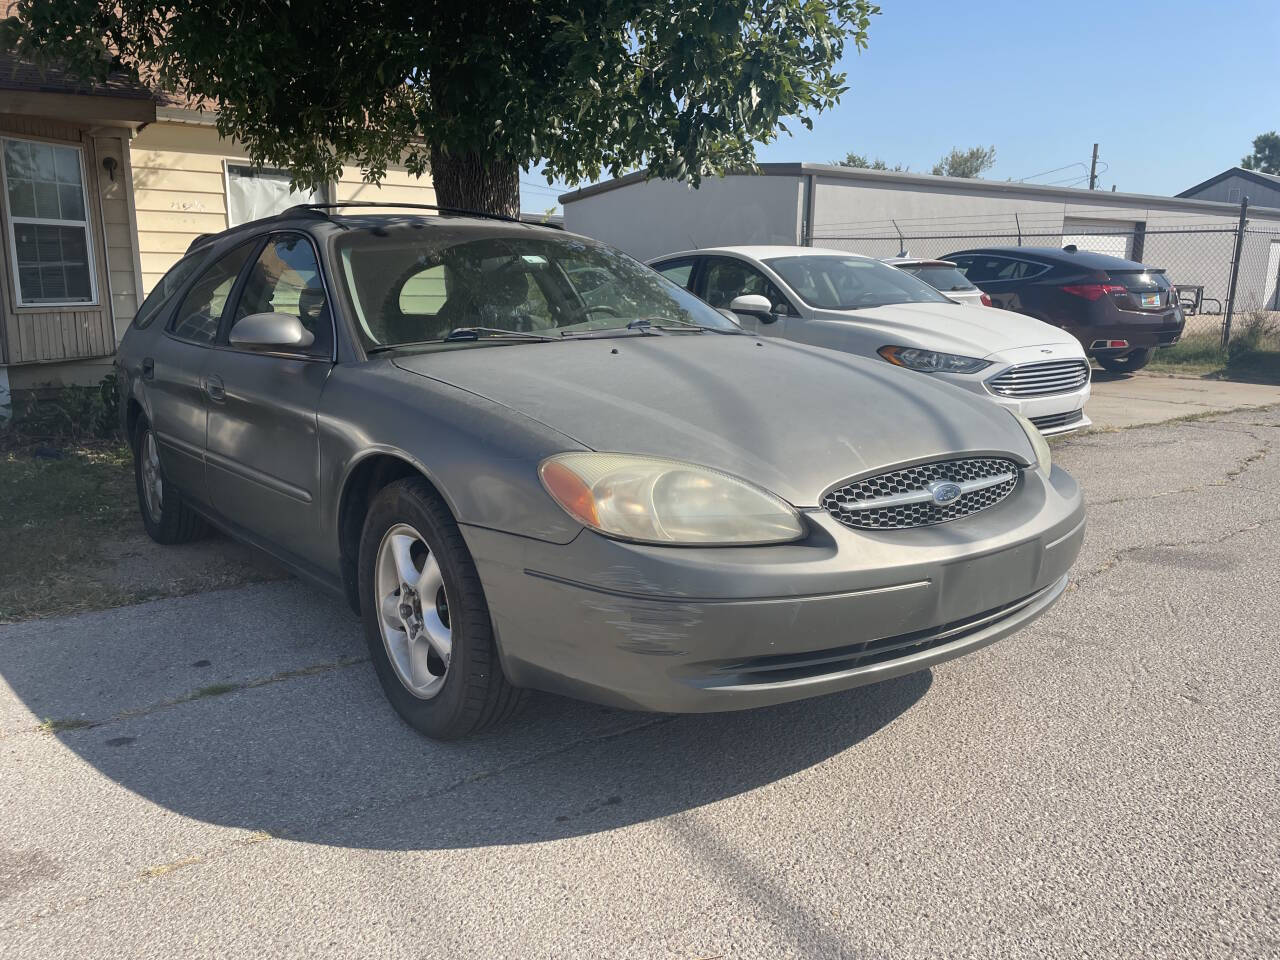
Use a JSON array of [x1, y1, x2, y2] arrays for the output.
[[1072, 514, 1280, 587], [2, 714, 679, 931], [1082, 427, 1271, 508], [19, 656, 370, 739]]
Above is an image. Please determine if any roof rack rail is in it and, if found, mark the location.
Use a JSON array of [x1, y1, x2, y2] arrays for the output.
[[282, 202, 526, 225]]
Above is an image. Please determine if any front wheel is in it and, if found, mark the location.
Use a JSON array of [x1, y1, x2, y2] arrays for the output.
[[358, 477, 526, 739], [133, 422, 208, 544], [1096, 347, 1152, 373]]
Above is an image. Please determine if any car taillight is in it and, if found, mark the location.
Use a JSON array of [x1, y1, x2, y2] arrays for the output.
[[980, 292, 993, 307], [1060, 283, 1127, 301]]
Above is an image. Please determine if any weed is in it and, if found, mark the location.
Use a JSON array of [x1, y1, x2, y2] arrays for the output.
[[191, 683, 239, 700], [38, 717, 91, 733]]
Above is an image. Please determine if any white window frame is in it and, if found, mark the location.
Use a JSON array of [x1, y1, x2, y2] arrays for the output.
[[0, 136, 99, 308], [222, 158, 322, 227]]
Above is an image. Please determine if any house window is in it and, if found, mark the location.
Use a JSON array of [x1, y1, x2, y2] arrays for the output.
[[225, 163, 320, 226], [1227, 187, 1242, 203], [2, 138, 96, 306]]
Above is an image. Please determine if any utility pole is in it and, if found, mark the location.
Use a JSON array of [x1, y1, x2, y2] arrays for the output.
[[1088, 143, 1099, 190]]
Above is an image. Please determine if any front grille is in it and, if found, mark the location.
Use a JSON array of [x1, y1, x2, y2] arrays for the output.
[[1029, 409, 1084, 432], [822, 457, 1020, 530], [707, 582, 1056, 686], [987, 359, 1090, 397]]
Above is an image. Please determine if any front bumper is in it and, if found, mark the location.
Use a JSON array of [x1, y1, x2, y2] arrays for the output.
[[462, 464, 1085, 713]]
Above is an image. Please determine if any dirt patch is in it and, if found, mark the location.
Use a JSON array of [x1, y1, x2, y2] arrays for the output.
[[0, 446, 286, 623]]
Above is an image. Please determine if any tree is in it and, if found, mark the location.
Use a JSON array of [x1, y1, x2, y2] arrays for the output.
[[3, 0, 880, 216], [931, 145, 997, 179], [1241, 131, 1280, 175], [834, 151, 904, 171]]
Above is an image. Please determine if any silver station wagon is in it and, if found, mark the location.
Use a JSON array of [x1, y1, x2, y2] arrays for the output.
[[117, 205, 1085, 739]]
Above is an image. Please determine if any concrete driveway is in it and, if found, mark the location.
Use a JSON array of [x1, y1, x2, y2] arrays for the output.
[[2, 406, 1279, 959], [1085, 371, 1279, 430]]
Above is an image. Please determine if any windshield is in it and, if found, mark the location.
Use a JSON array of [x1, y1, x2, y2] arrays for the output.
[[765, 255, 952, 310], [898, 264, 977, 293], [333, 224, 739, 350]]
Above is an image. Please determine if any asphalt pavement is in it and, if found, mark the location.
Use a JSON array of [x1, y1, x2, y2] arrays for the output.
[[2, 405, 1279, 959]]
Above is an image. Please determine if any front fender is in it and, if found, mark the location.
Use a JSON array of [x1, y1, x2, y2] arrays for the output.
[[319, 363, 588, 548]]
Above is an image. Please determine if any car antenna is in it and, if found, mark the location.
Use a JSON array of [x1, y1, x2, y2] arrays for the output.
[[1063, 244, 1078, 253]]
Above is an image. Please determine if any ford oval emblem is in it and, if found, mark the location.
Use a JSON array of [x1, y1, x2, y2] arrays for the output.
[[927, 480, 963, 505]]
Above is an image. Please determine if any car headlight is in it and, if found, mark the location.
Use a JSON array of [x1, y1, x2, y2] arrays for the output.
[[878, 345, 992, 374], [1013, 413, 1052, 472], [539, 452, 805, 545]]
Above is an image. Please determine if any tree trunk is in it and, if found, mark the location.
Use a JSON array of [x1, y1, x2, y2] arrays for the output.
[[428, 148, 520, 219]]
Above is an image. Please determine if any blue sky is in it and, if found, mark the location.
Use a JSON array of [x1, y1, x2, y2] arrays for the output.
[[519, 0, 1279, 213]]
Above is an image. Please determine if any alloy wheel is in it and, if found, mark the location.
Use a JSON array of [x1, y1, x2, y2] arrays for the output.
[[374, 523, 452, 699]]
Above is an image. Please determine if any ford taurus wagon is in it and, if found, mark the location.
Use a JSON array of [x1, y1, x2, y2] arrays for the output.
[[117, 205, 1085, 739]]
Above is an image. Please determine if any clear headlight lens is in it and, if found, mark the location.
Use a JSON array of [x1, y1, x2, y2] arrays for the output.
[[878, 345, 992, 374], [1013, 413, 1052, 472], [539, 453, 805, 545]]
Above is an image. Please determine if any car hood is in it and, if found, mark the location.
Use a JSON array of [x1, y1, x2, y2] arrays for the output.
[[811, 301, 1079, 358], [392, 335, 1033, 506]]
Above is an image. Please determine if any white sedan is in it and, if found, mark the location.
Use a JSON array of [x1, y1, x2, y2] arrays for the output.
[[649, 245, 1091, 435], [881, 257, 989, 308]]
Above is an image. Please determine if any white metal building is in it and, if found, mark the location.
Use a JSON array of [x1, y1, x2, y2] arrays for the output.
[[560, 164, 1280, 314]]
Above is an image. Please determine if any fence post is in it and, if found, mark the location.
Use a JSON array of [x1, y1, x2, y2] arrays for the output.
[[1223, 196, 1249, 347]]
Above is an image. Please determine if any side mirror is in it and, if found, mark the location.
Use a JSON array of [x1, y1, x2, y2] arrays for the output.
[[229, 312, 315, 351], [728, 293, 775, 322], [715, 307, 743, 326]]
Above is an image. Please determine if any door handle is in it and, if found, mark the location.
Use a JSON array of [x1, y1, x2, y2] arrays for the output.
[[141, 357, 154, 380], [204, 374, 226, 403]]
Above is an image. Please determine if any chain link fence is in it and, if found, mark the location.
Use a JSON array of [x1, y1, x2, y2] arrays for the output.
[[811, 214, 1280, 344]]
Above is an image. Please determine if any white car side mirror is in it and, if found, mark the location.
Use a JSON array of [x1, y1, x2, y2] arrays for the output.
[[728, 294, 774, 321]]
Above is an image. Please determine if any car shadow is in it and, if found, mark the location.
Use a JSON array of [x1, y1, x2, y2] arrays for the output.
[[0, 583, 931, 852], [1088, 369, 1133, 383]]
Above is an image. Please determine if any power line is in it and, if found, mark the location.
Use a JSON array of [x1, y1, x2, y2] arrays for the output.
[[1014, 161, 1088, 183]]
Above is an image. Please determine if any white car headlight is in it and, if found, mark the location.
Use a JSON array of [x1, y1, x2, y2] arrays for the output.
[[539, 453, 805, 545], [878, 345, 992, 374], [1013, 413, 1052, 472]]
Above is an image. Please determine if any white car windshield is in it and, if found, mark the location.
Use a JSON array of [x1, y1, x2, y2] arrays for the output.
[[334, 225, 740, 349], [766, 255, 953, 310]]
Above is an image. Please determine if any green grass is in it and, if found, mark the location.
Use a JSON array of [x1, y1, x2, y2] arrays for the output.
[[1149, 314, 1280, 383], [0, 445, 139, 622]]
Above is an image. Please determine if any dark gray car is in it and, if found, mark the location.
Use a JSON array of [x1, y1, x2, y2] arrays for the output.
[[117, 206, 1085, 739]]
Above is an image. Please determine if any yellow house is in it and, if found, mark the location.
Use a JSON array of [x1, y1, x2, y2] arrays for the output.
[[0, 35, 435, 408]]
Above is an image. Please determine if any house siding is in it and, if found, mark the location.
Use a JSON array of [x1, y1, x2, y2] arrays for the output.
[[130, 122, 234, 292], [1181, 173, 1280, 210], [132, 120, 437, 293]]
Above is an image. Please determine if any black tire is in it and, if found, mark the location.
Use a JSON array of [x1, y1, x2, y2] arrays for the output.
[[358, 476, 527, 739], [1096, 347, 1153, 373], [132, 420, 208, 544]]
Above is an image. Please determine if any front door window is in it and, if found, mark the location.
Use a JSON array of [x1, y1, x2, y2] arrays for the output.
[[698, 257, 793, 315]]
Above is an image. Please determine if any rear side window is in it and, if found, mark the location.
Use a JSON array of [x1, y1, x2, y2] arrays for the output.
[[959, 256, 1048, 282], [169, 241, 256, 344], [133, 252, 206, 329], [900, 264, 977, 293]]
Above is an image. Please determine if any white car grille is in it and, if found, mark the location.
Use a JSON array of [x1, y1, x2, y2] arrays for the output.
[[987, 359, 1090, 398]]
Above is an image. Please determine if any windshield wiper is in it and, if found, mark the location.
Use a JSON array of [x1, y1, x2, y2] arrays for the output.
[[441, 327, 557, 342], [365, 328, 556, 354], [561, 316, 736, 338]]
